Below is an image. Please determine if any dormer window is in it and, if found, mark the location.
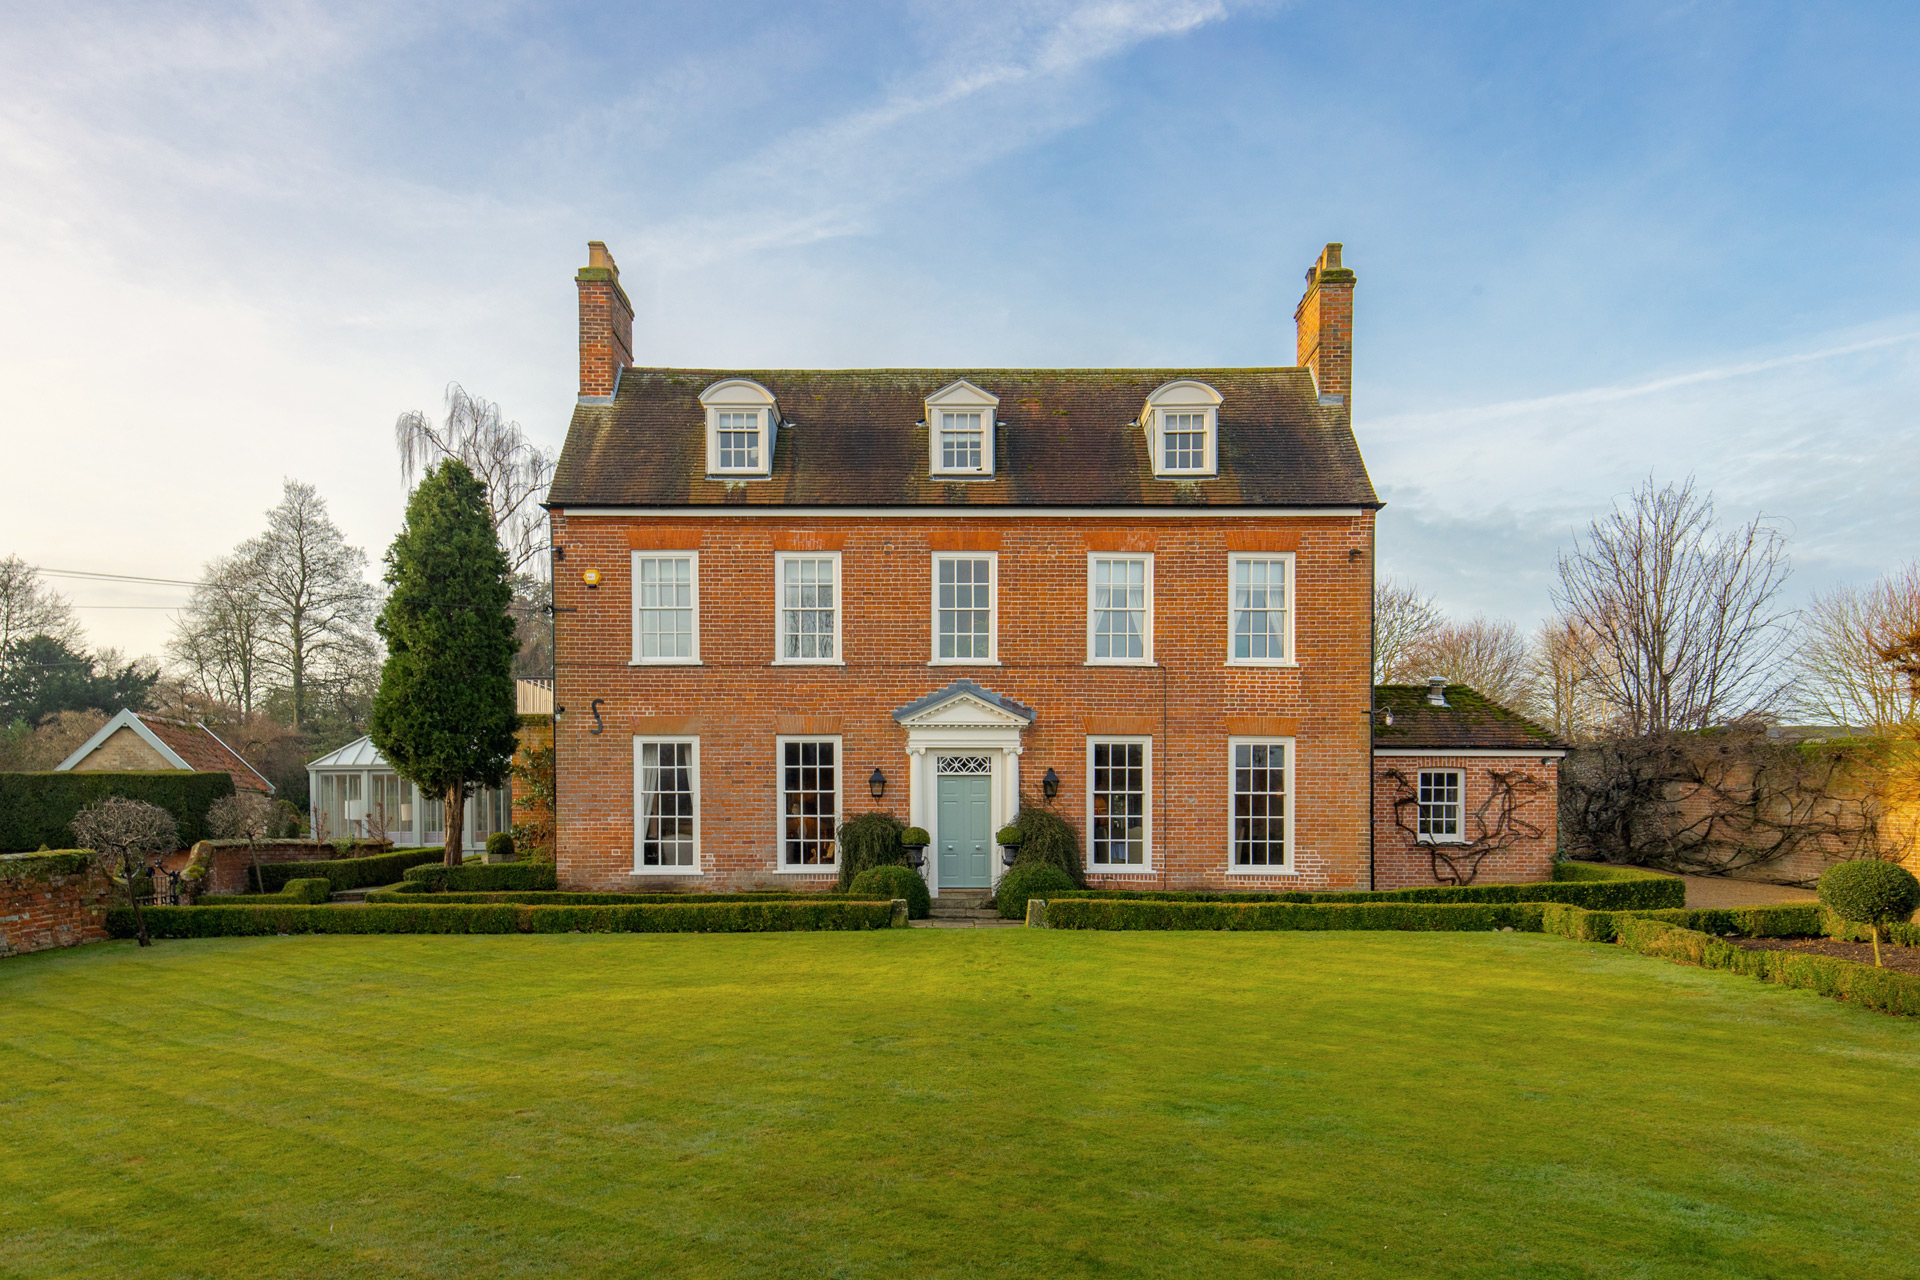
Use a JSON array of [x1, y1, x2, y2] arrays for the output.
[[925, 379, 998, 478], [699, 379, 779, 478], [1143, 380, 1222, 477]]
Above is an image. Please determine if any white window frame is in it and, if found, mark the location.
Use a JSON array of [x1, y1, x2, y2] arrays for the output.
[[930, 551, 999, 666], [1417, 769, 1466, 843], [1143, 380, 1222, 478], [775, 734, 843, 874], [1085, 736, 1153, 874], [925, 379, 999, 479], [772, 550, 844, 665], [633, 736, 701, 875], [699, 378, 779, 478], [1085, 553, 1155, 666], [629, 551, 701, 665], [1226, 737, 1295, 875], [1225, 552, 1296, 667]]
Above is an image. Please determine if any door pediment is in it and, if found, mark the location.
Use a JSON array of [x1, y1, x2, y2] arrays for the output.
[[893, 679, 1035, 730]]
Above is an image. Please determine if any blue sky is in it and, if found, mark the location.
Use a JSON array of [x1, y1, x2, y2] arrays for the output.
[[2, 0, 1917, 657]]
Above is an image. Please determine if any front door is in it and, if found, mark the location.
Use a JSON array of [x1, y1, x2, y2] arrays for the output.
[[936, 769, 992, 889]]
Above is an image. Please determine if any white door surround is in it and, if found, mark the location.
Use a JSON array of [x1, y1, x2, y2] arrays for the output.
[[892, 680, 1034, 898]]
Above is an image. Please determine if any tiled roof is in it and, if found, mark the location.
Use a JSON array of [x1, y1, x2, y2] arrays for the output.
[[136, 713, 274, 793], [1372, 685, 1566, 752], [549, 367, 1378, 508]]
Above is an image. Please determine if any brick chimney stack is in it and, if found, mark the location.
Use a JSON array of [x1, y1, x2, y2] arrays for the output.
[[576, 241, 633, 401], [1294, 242, 1355, 411]]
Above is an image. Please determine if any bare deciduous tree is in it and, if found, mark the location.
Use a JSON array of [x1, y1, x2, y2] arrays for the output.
[[0, 555, 81, 651], [250, 480, 376, 730], [1373, 577, 1442, 684], [1530, 616, 1610, 742], [1554, 476, 1793, 733], [168, 546, 273, 717], [206, 792, 280, 842], [71, 796, 179, 948], [1389, 615, 1534, 711], [1795, 562, 1920, 731], [395, 384, 556, 575]]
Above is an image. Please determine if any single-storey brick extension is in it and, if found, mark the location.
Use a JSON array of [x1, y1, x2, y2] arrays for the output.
[[547, 241, 1558, 893]]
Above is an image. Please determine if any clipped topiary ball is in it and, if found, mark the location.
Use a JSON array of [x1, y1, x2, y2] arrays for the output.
[[486, 831, 516, 861], [1819, 859, 1920, 966], [995, 862, 1075, 920], [848, 863, 931, 919]]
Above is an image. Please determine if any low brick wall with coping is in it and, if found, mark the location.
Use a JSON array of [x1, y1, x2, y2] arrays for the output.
[[0, 851, 111, 958], [163, 839, 394, 897]]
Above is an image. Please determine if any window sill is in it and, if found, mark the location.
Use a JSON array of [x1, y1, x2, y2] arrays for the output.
[[1224, 659, 1298, 669], [771, 658, 847, 667], [1084, 659, 1158, 668], [631, 866, 703, 876], [929, 658, 1001, 667], [704, 471, 771, 481], [929, 470, 995, 480], [1086, 864, 1155, 875], [1152, 470, 1216, 480], [630, 658, 703, 667], [1226, 865, 1297, 876], [773, 865, 840, 875], [1416, 839, 1469, 847]]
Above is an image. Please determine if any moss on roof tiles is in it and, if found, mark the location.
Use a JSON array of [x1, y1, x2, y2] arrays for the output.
[[1372, 685, 1566, 751], [549, 367, 1378, 508]]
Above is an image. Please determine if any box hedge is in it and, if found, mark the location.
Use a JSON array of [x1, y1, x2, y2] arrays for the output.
[[1607, 914, 1920, 1018], [363, 889, 827, 905], [1047, 862, 1681, 912], [1541, 903, 1823, 943], [106, 899, 899, 938], [399, 861, 558, 893], [256, 846, 445, 893], [197, 878, 332, 906], [0, 771, 235, 851], [1043, 899, 1549, 932]]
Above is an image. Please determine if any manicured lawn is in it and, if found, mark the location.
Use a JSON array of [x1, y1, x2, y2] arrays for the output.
[[3, 931, 1917, 1278]]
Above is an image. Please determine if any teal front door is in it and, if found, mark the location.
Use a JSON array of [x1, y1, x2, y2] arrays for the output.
[[936, 773, 992, 888]]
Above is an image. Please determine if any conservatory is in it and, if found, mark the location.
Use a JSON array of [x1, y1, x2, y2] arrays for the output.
[[305, 736, 511, 852]]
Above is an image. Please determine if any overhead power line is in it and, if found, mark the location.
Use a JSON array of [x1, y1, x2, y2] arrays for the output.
[[31, 566, 204, 588]]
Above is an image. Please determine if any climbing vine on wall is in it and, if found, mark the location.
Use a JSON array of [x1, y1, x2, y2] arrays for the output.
[[1381, 768, 1546, 885]]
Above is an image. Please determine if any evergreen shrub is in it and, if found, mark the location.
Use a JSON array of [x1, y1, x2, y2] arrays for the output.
[[1045, 899, 1548, 932], [835, 811, 906, 890], [1006, 804, 1085, 887], [0, 771, 235, 851], [848, 864, 931, 919], [257, 846, 444, 893], [1818, 860, 1920, 964], [399, 861, 558, 893], [108, 899, 897, 938], [995, 863, 1074, 919], [486, 832, 516, 860], [199, 878, 332, 906]]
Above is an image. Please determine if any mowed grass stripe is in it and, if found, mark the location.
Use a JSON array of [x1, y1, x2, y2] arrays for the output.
[[3, 931, 1917, 1278]]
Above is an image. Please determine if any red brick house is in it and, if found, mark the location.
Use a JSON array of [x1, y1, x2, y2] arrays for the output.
[[1372, 680, 1566, 888], [548, 241, 1382, 894]]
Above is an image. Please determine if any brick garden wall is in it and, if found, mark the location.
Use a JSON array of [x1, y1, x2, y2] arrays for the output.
[[551, 511, 1375, 893], [1373, 755, 1559, 889], [0, 854, 110, 958], [161, 840, 392, 896]]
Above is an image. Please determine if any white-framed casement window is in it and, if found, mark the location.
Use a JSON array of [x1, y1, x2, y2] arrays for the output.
[[1227, 554, 1294, 665], [1228, 738, 1292, 873], [1143, 380, 1221, 477], [634, 737, 699, 874], [1417, 769, 1465, 842], [925, 379, 998, 478], [777, 736, 841, 872], [1087, 554, 1153, 664], [699, 378, 779, 478], [1087, 737, 1151, 872], [931, 552, 998, 664], [631, 552, 699, 664], [774, 551, 842, 663]]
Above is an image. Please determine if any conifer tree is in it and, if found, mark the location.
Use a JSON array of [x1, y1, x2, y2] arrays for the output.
[[371, 460, 519, 866]]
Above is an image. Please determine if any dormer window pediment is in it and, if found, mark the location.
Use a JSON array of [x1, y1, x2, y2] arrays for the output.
[[925, 379, 999, 479], [1143, 379, 1222, 478], [699, 378, 779, 478]]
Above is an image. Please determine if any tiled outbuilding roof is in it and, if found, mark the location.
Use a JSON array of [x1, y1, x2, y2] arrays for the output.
[[1372, 685, 1566, 752], [548, 367, 1378, 509], [136, 714, 275, 793]]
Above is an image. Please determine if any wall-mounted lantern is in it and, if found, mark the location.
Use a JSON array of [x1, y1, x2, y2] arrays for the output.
[[869, 767, 887, 800], [1042, 768, 1060, 803]]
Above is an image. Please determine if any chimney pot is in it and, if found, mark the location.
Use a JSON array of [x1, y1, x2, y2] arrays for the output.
[[1294, 241, 1355, 413]]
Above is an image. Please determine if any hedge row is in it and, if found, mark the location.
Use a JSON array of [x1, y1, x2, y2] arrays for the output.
[[1046, 863, 1681, 912], [0, 771, 235, 851], [398, 861, 558, 893], [365, 889, 827, 905], [258, 846, 445, 893], [1822, 915, 1920, 948], [107, 899, 900, 938], [1540, 903, 1824, 942], [0, 850, 93, 883], [1042, 899, 1549, 932], [197, 879, 332, 906], [1610, 914, 1920, 1018]]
